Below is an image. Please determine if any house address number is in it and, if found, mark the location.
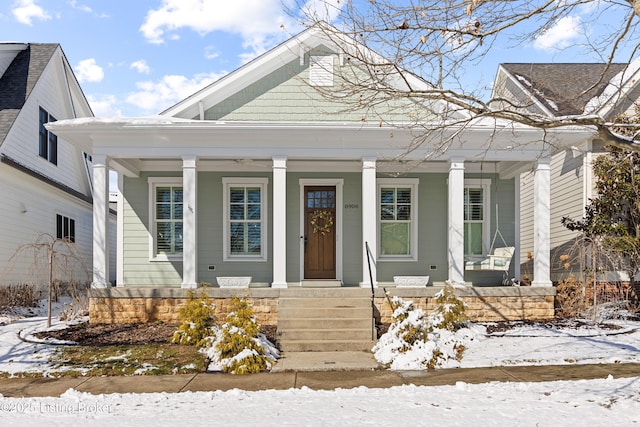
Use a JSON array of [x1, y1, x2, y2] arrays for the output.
[[344, 203, 359, 209]]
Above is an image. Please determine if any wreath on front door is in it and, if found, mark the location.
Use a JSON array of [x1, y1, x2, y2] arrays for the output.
[[310, 209, 334, 235]]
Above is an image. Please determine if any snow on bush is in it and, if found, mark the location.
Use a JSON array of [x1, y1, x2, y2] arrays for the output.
[[203, 297, 279, 374], [373, 284, 482, 370], [171, 291, 217, 347]]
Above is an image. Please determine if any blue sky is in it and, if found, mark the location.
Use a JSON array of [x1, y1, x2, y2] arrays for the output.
[[0, 0, 634, 118]]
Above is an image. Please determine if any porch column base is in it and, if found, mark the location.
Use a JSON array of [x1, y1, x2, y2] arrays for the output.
[[531, 280, 553, 288], [181, 282, 198, 289], [271, 281, 288, 289], [91, 281, 109, 289], [359, 282, 377, 289]]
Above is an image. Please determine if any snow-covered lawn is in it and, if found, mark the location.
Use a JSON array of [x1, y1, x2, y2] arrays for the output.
[[0, 301, 639, 425]]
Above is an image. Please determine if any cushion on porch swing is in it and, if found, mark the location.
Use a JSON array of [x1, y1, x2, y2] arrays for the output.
[[465, 247, 515, 271]]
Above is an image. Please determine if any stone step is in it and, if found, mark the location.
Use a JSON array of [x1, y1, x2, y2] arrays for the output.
[[278, 297, 372, 309], [279, 288, 371, 298], [300, 280, 342, 288], [278, 306, 373, 319], [279, 340, 377, 352], [277, 328, 374, 341], [277, 317, 373, 330], [277, 294, 376, 352]]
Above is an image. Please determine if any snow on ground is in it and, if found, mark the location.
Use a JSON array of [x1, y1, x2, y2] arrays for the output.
[[0, 300, 639, 425]]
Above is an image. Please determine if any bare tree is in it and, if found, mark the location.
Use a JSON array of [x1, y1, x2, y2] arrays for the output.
[[3, 234, 90, 327], [295, 0, 640, 151]]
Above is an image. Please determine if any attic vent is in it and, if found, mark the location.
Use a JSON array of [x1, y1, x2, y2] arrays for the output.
[[309, 55, 334, 87]]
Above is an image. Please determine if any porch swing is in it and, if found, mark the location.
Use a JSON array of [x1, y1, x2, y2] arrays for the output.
[[464, 211, 515, 272], [464, 164, 515, 273]]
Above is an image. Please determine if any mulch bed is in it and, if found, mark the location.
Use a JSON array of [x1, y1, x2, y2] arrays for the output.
[[35, 317, 626, 346], [35, 322, 279, 346], [484, 318, 623, 334]]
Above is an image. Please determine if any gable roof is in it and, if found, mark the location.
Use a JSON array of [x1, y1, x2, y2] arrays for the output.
[[160, 24, 464, 122], [0, 43, 59, 146], [499, 63, 628, 117]]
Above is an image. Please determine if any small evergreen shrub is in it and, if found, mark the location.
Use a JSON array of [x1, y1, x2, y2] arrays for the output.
[[429, 282, 468, 331], [206, 297, 279, 374], [171, 290, 217, 347]]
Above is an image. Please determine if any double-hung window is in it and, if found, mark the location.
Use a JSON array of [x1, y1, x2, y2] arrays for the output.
[[464, 179, 490, 256], [150, 178, 183, 259], [56, 214, 75, 243], [223, 178, 268, 261], [39, 107, 57, 165], [378, 179, 418, 260]]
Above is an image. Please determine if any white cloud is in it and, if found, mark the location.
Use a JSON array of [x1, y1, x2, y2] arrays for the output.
[[68, 0, 91, 13], [126, 72, 224, 114], [87, 94, 122, 118], [139, 0, 303, 60], [533, 15, 583, 51], [204, 46, 219, 60], [301, 0, 343, 24], [12, 0, 51, 25], [130, 60, 151, 74], [74, 58, 104, 83]]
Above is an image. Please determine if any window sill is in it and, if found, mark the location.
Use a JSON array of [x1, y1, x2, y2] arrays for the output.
[[378, 256, 418, 262], [150, 255, 183, 262]]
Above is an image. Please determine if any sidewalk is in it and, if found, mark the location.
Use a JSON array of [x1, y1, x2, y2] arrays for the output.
[[0, 355, 639, 398]]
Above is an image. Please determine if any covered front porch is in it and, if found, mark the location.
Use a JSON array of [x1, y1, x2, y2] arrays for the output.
[[64, 120, 589, 291]]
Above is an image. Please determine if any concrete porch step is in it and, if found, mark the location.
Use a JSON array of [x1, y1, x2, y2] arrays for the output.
[[277, 293, 376, 352], [278, 297, 371, 309], [278, 328, 373, 341], [300, 280, 343, 288], [278, 307, 373, 318], [278, 340, 377, 352], [277, 317, 373, 330], [279, 288, 371, 298]]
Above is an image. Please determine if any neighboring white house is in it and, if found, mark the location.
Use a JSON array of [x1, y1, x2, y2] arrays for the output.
[[0, 43, 116, 286], [49, 26, 595, 291], [492, 63, 640, 281]]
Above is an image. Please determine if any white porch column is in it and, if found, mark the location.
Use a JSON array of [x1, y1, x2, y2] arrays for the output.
[[91, 154, 110, 288], [532, 157, 552, 287], [181, 156, 198, 289], [362, 157, 377, 287], [116, 173, 125, 287], [272, 156, 288, 288], [514, 175, 521, 282], [448, 158, 465, 285]]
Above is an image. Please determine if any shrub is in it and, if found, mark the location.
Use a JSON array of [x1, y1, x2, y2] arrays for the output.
[[208, 297, 278, 374], [0, 283, 42, 312], [555, 276, 587, 318], [429, 282, 468, 331], [171, 290, 216, 347], [372, 288, 477, 370]]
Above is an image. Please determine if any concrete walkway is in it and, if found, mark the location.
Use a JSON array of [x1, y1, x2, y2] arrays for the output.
[[0, 357, 639, 398]]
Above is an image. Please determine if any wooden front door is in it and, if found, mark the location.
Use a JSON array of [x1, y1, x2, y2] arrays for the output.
[[304, 186, 336, 279]]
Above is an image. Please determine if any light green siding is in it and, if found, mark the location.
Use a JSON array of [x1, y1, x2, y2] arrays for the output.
[[122, 171, 515, 287], [204, 47, 435, 123], [197, 172, 273, 284], [122, 173, 183, 286]]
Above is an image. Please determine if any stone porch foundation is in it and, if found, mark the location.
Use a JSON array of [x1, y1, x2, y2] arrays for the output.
[[88, 286, 555, 325]]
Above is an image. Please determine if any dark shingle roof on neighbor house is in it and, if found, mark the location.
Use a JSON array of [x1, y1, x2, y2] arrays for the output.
[[501, 63, 628, 116], [0, 43, 59, 146]]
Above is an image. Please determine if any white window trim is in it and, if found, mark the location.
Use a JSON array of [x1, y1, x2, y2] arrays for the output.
[[223, 177, 268, 262], [148, 177, 183, 262], [464, 178, 491, 256], [377, 178, 419, 261]]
